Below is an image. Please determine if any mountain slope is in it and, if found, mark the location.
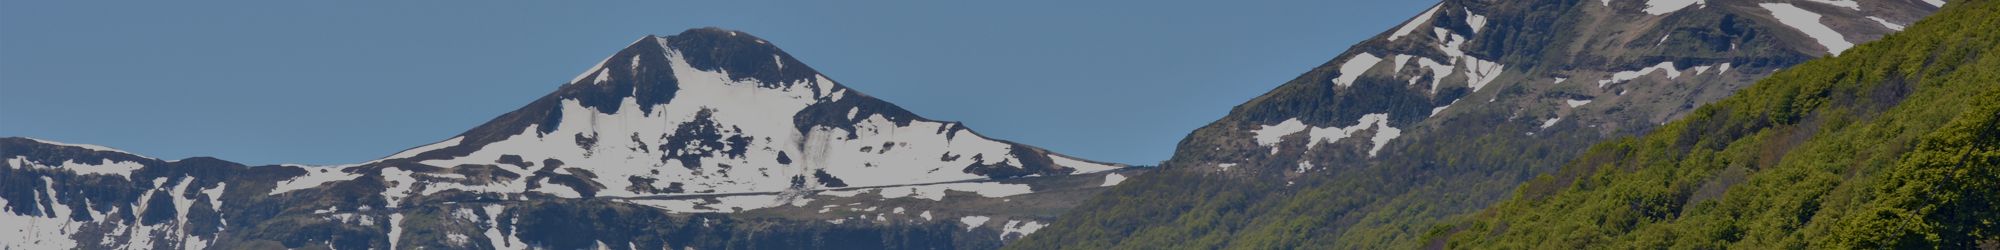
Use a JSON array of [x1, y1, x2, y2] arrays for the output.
[[1, 28, 1141, 249], [1446, 0, 1998, 247], [1013, 0, 1938, 249]]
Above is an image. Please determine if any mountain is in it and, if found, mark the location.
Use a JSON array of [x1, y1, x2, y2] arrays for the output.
[[1, 28, 1142, 249], [1447, 0, 1998, 247], [1012, 0, 1940, 249]]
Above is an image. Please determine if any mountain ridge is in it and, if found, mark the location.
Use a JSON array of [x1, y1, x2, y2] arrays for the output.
[[1012, 0, 1938, 248]]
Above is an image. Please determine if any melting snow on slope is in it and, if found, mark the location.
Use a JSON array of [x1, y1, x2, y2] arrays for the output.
[[1541, 118, 1563, 129], [1598, 62, 1682, 88], [1761, 3, 1854, 55], [1464, 9, 1488, 34], [1566, 99, 1594, 108], [1255, 114, 1402, 157], [960, 216, 991, 231], [1333, 53, 1385, 87], [23, 138, 141, 156], [1049, 154, 1121, 173], [628, 194, 803, 213], [1644, 0, 1704, 15], [1806, 0, 1862, 10], [1417, 57, 1456, 94], [377, 136, 463, 163], [1431, 101, 1455, 118], [815, 181, 1036, 202], [1252, 119, 1311, 147], [1869, 17, 1906, 31], [1101, 173, 1127, 187], [1001, 220, 1047, 239], [1392, 54, 1413, 73], [1, 179, 82, 249], [1388, 3, 1444, 41], [5, 156, 146, 178], [1461, 56, 1505, 93], [269, 166, 362, 195], [388, 213, 406, 249]]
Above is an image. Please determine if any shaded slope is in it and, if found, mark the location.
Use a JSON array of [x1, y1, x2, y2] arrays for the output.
[[1445, 0, 1998, 248]]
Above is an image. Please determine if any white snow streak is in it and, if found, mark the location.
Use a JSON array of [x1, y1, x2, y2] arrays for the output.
[[1001, 220, 1047, 239], [1807, 0, 1863, 10], [1388, 4, 1444, 41], [1333, 53, 1385, 87], [1644, 0, 1704, 15], [1762, 3, 1854, 55], [1464, 9, 1488, 34], [1101, 173, 1127, 187], [1598, 62, 1682, 88], [1566, 99, 1594, 108], [1869, 17, 1906, 31], [959, 216, 991, 231]]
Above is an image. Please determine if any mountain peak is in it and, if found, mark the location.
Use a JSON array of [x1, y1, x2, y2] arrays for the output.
[[363, 27, 1124, 201]]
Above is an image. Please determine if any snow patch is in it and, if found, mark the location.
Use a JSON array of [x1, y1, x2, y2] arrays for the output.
[[1049, 154, 1120, 173], [1598, 62, 1681, 88], [1101, 173, 1127, 187], [378, 136, 463, 162], [1761, 3, 1854, 55], [388, 213, 406, 249], [1252, 119, 1310, 147], [1868, 17, 1905, 31], [1332, 53, 1385, 87], [1392, 54, 1413, 73], [1256, 114, 1403, 157], [1461, 56, 1505, 93], [6, 156, 146, 178], [269, 166, 362, 195], [1644, 0, 1704, 15], [1001, 220, 1047, 239], [1806, 0, 1862, 10], [1566, 99, 1594, 108], [1388, 3, 1444, 41], [22, 138, 139, 156], [1417, 57, 1456, 94], [1464, 9, 1488, 34], [959, 216, 990, 231]]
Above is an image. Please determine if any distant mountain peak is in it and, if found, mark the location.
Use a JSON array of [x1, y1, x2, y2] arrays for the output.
[[361, 27, 1123, 201], [2, 27, 1139, 250]]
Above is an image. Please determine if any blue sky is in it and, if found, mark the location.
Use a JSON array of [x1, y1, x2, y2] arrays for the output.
[[1, 0, 1434, 166]]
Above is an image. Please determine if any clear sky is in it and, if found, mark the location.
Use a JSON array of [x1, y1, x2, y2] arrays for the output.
[[1, 0, 1435, 166]]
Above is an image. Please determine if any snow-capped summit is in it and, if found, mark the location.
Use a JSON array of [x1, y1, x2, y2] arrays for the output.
[[349, 28, 1123, 200], [3, 28, 1138, 249]]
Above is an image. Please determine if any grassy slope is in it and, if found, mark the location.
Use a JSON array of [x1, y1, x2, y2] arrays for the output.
[[1444, 0, 1999, 248]]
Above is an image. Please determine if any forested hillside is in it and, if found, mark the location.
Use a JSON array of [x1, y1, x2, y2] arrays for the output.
[[1445, 0, 1999, 248]]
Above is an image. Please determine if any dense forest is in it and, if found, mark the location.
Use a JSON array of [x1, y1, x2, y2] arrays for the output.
[[1443, 0, 1999, 248]]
